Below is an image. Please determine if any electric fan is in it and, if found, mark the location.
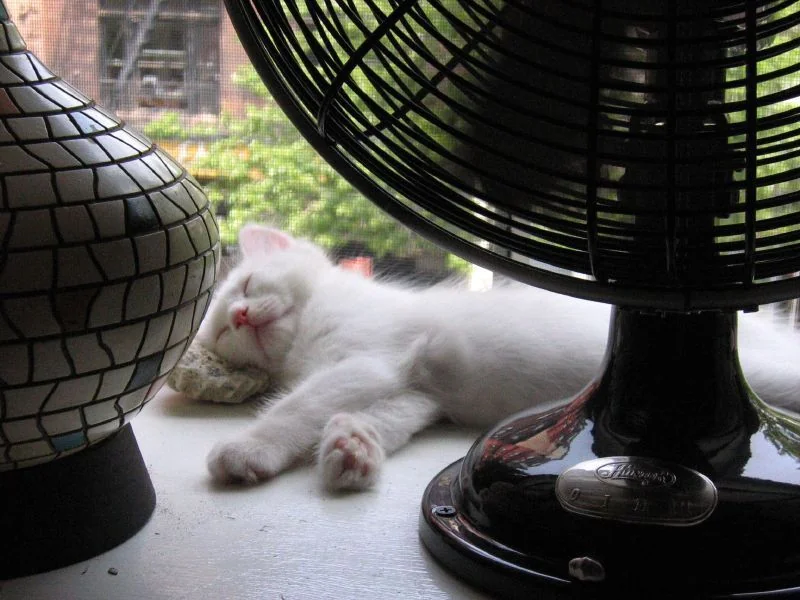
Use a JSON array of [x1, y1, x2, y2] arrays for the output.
[[223, 0, 800, 596]]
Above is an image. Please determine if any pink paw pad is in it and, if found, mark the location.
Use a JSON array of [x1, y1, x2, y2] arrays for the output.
[[320, 414, 384, 491], [333, 436, 373, 475]]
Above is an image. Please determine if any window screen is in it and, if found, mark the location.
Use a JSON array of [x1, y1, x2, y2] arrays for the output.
[[12, 0, 465, 285], [9, 1, 800, 317]]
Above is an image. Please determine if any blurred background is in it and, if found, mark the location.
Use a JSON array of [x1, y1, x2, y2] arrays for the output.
[[7, 0, 470, 286], [7, 0, 797, 317]]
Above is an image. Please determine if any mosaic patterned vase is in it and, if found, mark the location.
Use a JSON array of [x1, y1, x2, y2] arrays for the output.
[[0, 4, 219, 577]]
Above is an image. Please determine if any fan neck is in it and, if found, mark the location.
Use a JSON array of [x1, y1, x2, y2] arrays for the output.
[[593, 308, 757, 470]]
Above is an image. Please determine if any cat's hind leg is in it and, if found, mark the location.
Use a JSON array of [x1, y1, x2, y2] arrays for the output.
[[319, 392, 441, 491]]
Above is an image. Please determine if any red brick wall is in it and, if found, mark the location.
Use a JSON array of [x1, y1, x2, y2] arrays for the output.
[[7, 0, 259, 119], [220, 2, 260, 115]]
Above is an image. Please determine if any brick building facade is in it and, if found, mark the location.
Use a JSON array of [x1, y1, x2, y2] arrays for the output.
[[6, 0, 257, 129]]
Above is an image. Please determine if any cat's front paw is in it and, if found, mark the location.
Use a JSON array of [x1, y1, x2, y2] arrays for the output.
[[207, 438, 280, 484], [319, 413, 385, 491]]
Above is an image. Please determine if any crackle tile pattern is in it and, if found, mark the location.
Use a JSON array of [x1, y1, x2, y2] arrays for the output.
[[0, 19, 220, 470]]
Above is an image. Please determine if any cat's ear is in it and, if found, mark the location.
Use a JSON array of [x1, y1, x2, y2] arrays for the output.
[[239, 224, 293, 256]]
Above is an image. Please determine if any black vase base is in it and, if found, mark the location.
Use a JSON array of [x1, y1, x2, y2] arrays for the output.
[[419, 398, 800, 599], [0, 424, 156, 579]]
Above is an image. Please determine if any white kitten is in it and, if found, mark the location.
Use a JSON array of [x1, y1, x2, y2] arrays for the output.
[[196, 224, 799, 491]]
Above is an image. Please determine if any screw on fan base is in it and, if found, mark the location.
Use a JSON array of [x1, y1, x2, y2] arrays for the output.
[[420, 308, 800, 599]]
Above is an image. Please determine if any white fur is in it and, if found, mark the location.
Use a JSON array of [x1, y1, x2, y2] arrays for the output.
[[197, 225, 800, 491]]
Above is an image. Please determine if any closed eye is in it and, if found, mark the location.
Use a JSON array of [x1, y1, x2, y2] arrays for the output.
[[242, 275, 252, 297]]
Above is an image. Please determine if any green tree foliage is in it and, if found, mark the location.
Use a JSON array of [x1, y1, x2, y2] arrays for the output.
[[720, 13, 800, 252], [144, 65, 458, 268]]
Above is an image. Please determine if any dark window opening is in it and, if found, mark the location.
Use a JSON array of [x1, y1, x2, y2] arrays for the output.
[[99, 0, 220, 114]]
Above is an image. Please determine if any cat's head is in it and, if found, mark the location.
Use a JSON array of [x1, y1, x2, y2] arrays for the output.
[[195, 224, 332, 372]]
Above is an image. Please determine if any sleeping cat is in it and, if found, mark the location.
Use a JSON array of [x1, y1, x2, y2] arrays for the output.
[[196, 224, 800, 491]]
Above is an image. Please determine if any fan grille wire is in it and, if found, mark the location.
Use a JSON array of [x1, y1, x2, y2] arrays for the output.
[[225, 0, 800, 310]]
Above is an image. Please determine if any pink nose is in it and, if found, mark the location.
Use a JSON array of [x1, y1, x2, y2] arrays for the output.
[[233, 307, 249, 328]]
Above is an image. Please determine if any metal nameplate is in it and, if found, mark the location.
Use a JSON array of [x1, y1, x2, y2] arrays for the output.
[[555, 456, 718, 527]]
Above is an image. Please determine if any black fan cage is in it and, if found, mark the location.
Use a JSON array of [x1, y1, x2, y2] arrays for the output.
[[225, 0, 800, 310]]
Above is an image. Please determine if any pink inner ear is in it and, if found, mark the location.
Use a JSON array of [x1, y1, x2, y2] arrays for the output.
[[239, 225, 292, 256]]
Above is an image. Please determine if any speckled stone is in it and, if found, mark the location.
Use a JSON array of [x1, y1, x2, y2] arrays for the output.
[[167, 341, 271, 404]]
